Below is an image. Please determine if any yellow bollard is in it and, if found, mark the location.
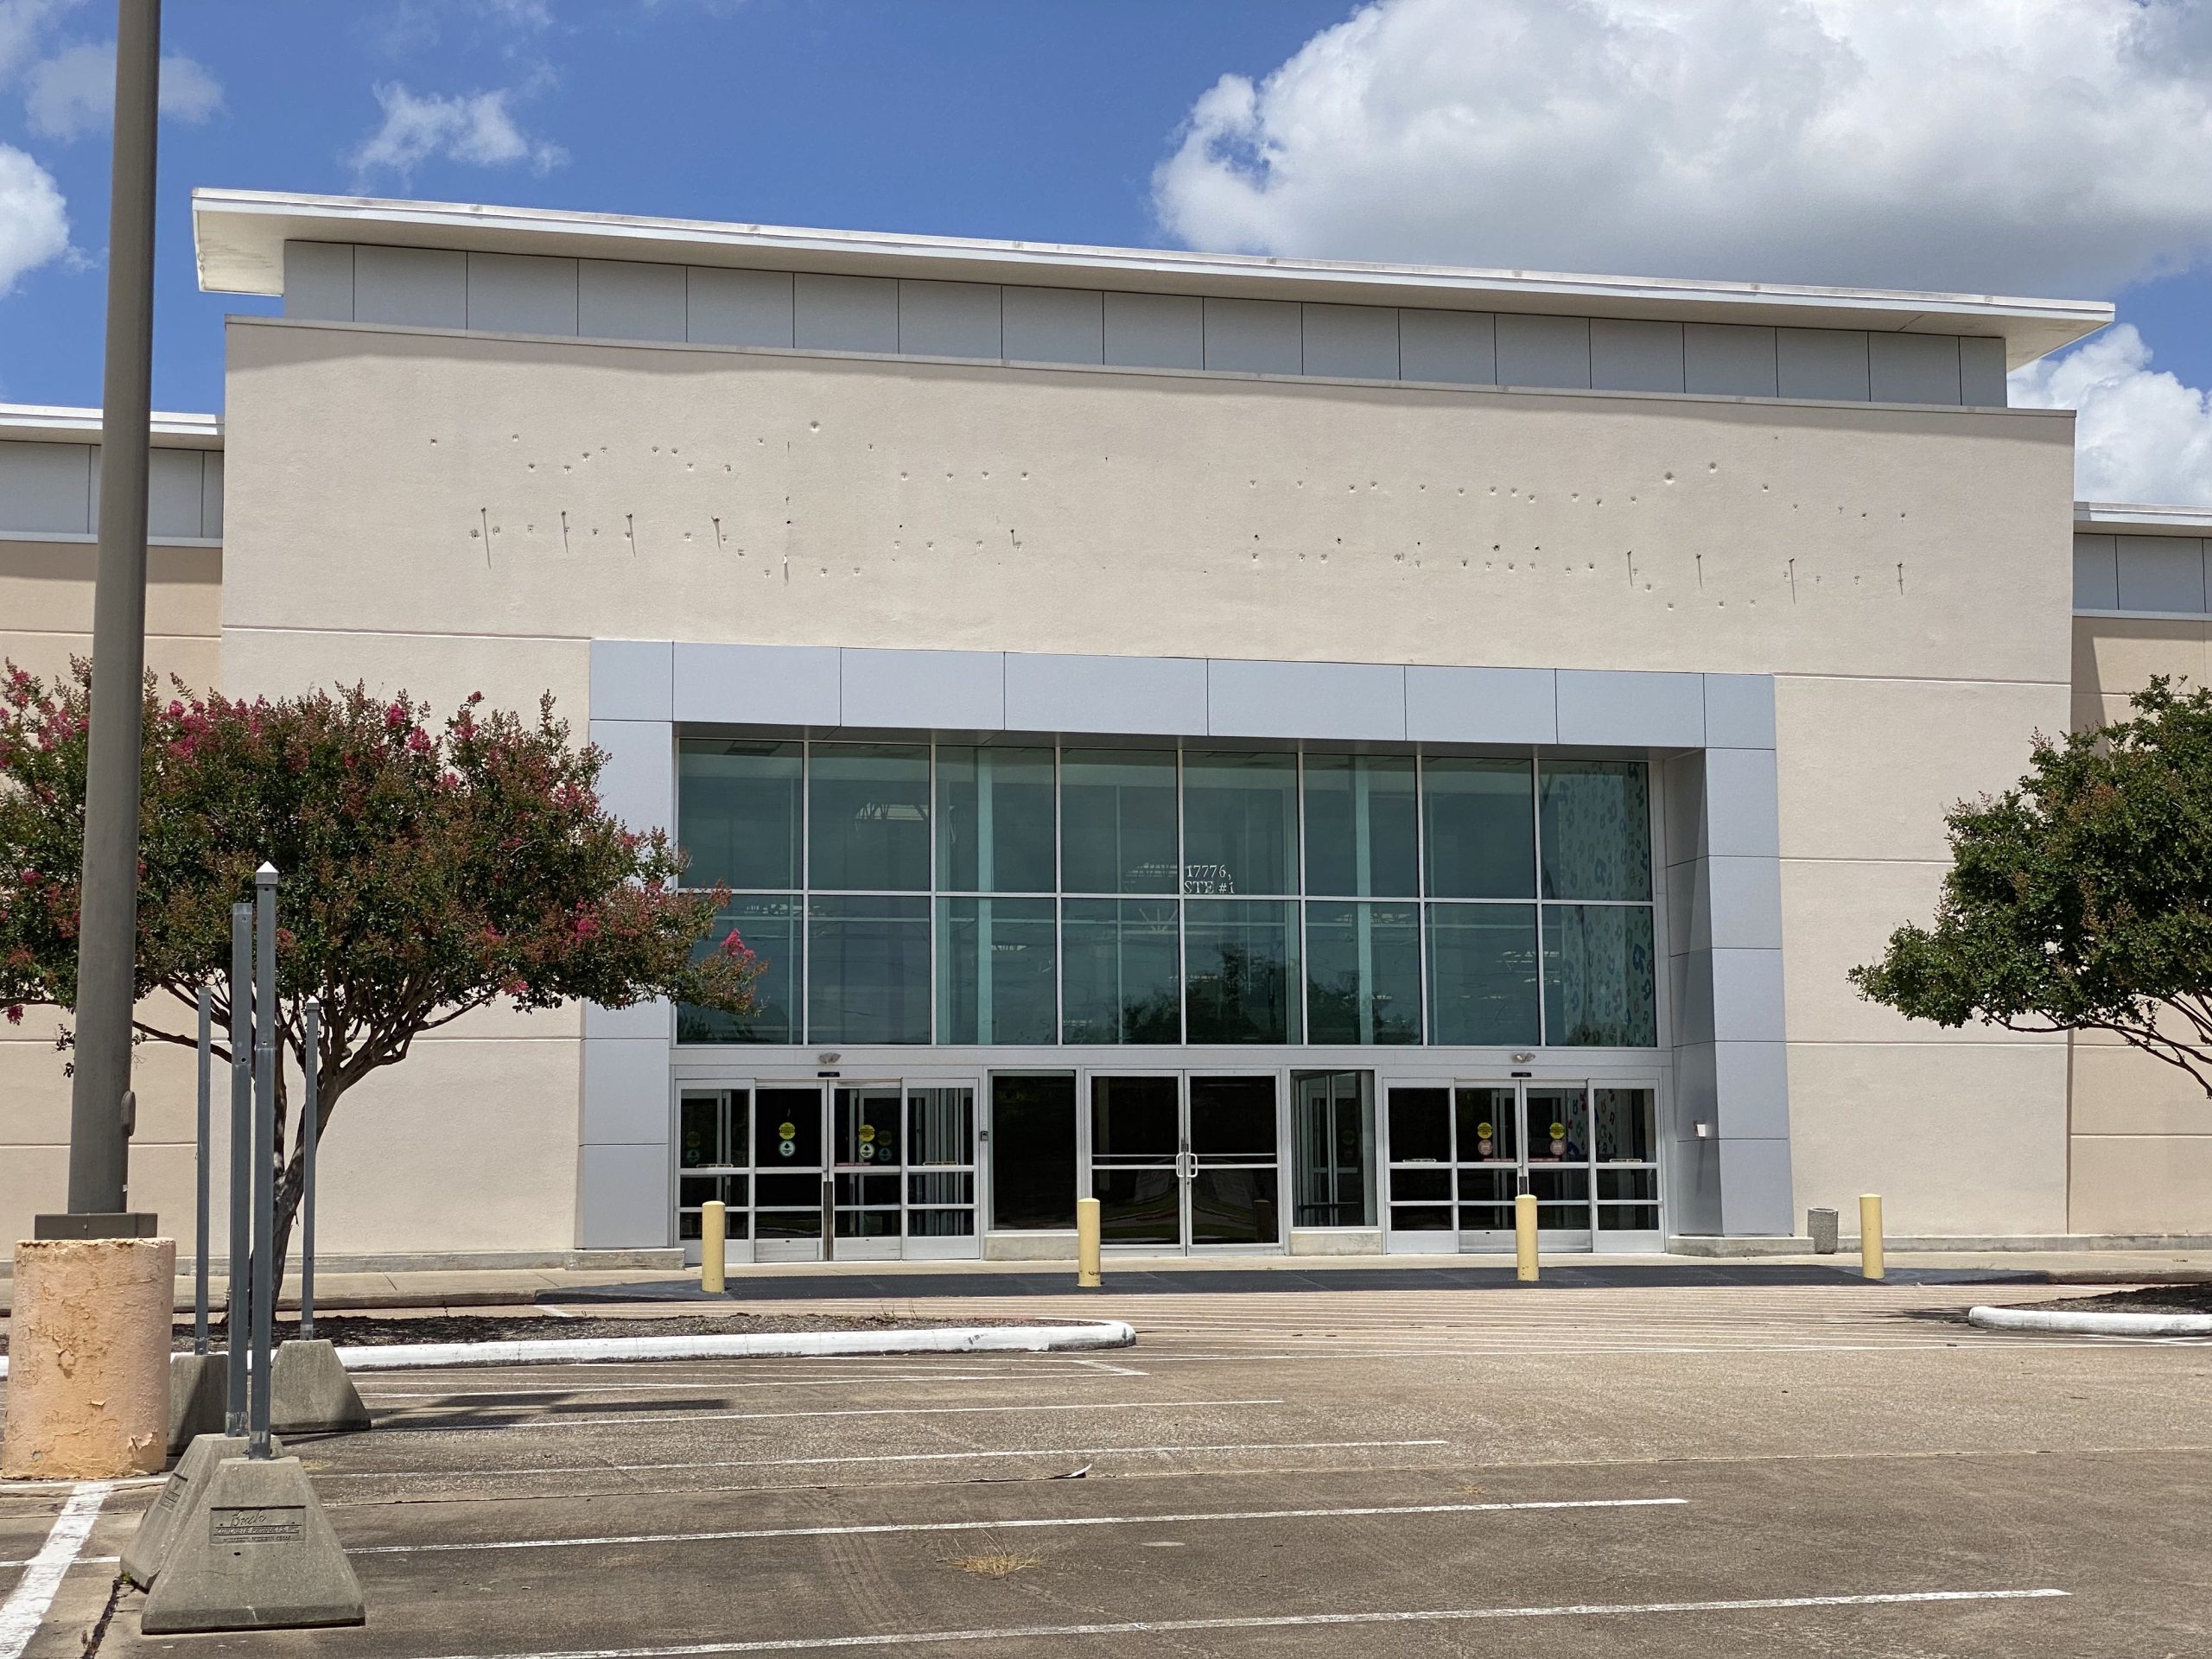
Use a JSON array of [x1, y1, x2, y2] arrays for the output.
[[701, 1199, 727, 1294], [1514, 1192, 1539, 1283], [1859, 1193, 1885, 1281], [1077, 1196, 1103, 1288]]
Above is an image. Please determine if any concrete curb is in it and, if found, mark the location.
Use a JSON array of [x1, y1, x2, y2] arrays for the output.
[[1967, 1305, 2212, 1337], [330, 1319, 1138, 1371]]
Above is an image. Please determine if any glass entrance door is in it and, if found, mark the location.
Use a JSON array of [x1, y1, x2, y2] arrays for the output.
[[680, 1080, 982, 1262], [1383, 1081, 1656, 1253], [1088, 1073, 1284, 1253]]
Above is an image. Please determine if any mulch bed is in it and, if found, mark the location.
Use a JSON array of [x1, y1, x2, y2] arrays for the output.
[[2037, 1284, 2212, 1315], [0, 1309, 1026, 1357]]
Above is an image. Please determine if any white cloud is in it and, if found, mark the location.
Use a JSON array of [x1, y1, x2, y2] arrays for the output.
[[0, 0, 78, 84], [347, 81, 567, 187], [1153, 0, 2212, 296], [23, 40, 224, 140], [0, 141, 67, 294], [2011, 327, 2212, 506]]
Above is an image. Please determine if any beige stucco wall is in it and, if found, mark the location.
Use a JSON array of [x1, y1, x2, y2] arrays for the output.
[[199, 316, 2082, 1250], [2, 537, 222, 1249], [2066, 614, 2212, 1233]]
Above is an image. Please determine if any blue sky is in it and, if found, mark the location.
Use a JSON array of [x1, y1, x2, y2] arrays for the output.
[[2, 0, 2209, 501]]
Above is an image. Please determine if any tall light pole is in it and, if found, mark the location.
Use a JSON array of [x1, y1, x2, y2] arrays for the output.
[[45, 0, 162, 1239]]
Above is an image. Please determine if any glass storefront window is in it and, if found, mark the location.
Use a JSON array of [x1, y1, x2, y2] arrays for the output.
[[1182, 750, 1297, 896], [989, 1073, 1076, 1229], [678, 898, 802, 1044], [1185, 899, 1300, 1044], [1293, 1071, 1374, 1227], [1423, 757, 1535, 899], [1061, 899, 1181, 1043], [1061, 749, 1177, 894], [1304, 753, 1417, 898], [938, 746, 1055, 893], [809, 744, 929, 891], [806, 894, 930, 1044], [937, 897, 1056, 1045], [1541, 904, 1657, 1046], [677, 739, 801, 891], [1304, 900, 1421, 1044], [1540, 760, 1651, 901], [1426, 902, 1539, 1046]]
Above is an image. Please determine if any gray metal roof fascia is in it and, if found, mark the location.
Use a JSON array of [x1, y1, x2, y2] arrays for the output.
[[191, 188, 2111, 368]]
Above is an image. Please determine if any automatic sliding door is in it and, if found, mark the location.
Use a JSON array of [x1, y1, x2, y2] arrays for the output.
[[1454, 1086, 1519, 1246], [831, 1085, 903, 1258], [906, 1084, 981, 1257], [1384, 1086, 1453, 1249], [753, 1085, 826, 1260], [1522, 1084, 1593, 1245]]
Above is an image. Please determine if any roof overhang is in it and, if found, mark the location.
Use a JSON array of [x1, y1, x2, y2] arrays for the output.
[[0, 404, 222, 448], [2075, 502, 2212, 535], [193, 188, 2112, 371]]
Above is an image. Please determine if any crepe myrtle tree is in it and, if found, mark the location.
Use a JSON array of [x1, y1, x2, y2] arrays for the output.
[[1853, 678, 2212, 1093], [0, 660, 760, 1289]]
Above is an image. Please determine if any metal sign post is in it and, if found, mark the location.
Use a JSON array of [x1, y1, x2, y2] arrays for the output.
[[302, 997, 320, 1340], [248, 865, 277, 1460], [225, 901, 251, 1435], [194, 986, 212, 1354]]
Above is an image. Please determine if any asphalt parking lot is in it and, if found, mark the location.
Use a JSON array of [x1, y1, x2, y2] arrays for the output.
[[5, 1281, 2210, 1657]]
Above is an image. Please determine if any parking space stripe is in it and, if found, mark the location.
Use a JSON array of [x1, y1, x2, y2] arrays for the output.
[[316, 1438, 1452, 1480], [0, 1482, 111, 1659], [353, 1496, 1686, 1555], [416, 1586, 2069, 1656], [378, 1398, 1282, 1433]]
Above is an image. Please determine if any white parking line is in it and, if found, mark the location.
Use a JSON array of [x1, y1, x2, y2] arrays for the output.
[[414, 1586, 2069, 1656], [0, 1482, 111, 1659], [364, 1373, 1044, 1397], [353, 1496, 1686, 1555], [315, 1438, 1452, 1480], [377, 1398, 1282, 1433]]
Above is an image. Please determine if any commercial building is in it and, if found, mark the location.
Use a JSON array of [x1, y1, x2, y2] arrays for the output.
[[3, 188, 2202, 1267]]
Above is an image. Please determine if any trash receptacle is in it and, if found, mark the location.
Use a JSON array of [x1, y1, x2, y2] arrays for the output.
[[1808, 1207, 1840, 1254]]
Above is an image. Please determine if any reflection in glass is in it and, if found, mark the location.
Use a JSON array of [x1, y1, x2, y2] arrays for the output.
[[1423, 756, 1535, 899], [938, 747, 1055, 893], [1191, 1167, 1278, 1245], [677, 739, 802, 891], [678, 897, 801, 1044], [679, 1092, 721, 1169], [1294, 1071, 1374, 1227], [754, 1087, 822, 1168], [988, 1073, 1076, 1229], [1425, 902, 1539, 1046], [1387, 1086, 1451, 1163], [938, 898, 1056, 1045], [1090, 1074, 1180, 1160], [1593, 1088, 1656, 1161], [1061, 749, 1177, 894], [1189, 1075, 1277, 1159], [1305, 900, 1421, 1044], [1182, 750, 1296, 895], [807, 895, 930, 1044], [1456, 1086, 1516, 1162], [1541, 905, 1658, 1046], [809, 744, 929, 891], [1540, 760, 1651, 901], [907, 1087, 975, 1166], [1304, 753, 1417, 897], [1185, 899, 1300, 1044], [1061, 899, 1180, 1043], [832, 1087, 901, 1166]]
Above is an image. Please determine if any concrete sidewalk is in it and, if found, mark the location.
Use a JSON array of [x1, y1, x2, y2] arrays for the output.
[[5, 1248, 2209, 1317]]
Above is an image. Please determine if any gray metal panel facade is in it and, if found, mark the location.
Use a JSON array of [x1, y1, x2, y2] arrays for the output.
[[466, 252, 581, 335], [1496, 314, 1592, 389], [674, 642, 842, 725], [898, 280, 1003, 360], [1776, 328, 1870, 401], [1002, 651, 1209, 734], [2115, 536, 2209, 613], [1300, 303, 1398, 379], [580, 259, 687, 342], [2072, 534, 2120, 610], [0, 440, 92, 534], [1684, 323, 1778, 397], [1403, 664, 1557, 743], [685, 268, 794, 348], [1869, 333, 1962, 405], [283, 241, 355, 321], [145, 448, 207, 541], [1589, 318, 1685, 394], [1702, 673, 1777, 751], [1959, 336, 2008, 407], [842, 647, 1005, 728], [793, 273, 899, 353], [352, 245, 467, 329], [1002, 285, 1103, 364], [1205, 659, 1406, 741], [1555, 668, 1706, 747], [589, 639, 675, 721], [1203, 297, 1302, 374], [1102, 292, 1204, 370], [1397, 309, 1496, 385], [200, 453, 225, 538]]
